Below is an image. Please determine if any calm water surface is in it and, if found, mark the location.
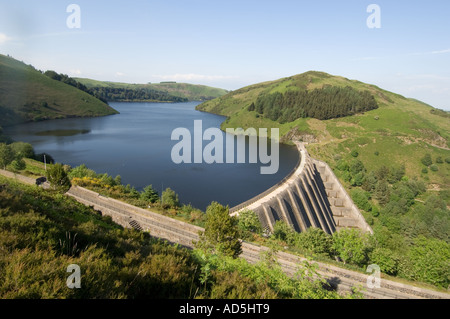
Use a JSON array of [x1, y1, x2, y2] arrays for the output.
[[5, 102, 299, 211]]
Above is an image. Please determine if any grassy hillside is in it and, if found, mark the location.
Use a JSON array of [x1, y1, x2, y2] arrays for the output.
[[0, 54, 118, 127], [197, 71, 449, 186], [75, 77, 229, 102], [0, 171, 356, 299]]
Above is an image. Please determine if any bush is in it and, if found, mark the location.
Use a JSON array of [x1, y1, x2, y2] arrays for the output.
[[351, 188, 372, 212], [47, 163, 71, 193], [421, 153, 432, 166], [10, 159, 26, 171], [351, 150, 359, 158], [370, 247, 399, 276], [161, 188, 180, 208], [430, 164, 438, 172], [332, 229, 371, 267], [294, 227, 333, 257], [237, 210, 262, 235], [272, 220, 295, 244]]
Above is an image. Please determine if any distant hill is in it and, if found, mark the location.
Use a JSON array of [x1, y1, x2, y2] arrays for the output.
[[0, 54, 118, 127], [75, 78, 229, 102], [197, 71, 449, 185]]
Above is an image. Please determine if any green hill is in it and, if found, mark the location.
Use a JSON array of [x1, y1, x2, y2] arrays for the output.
[[75, 77, 229, 102], [197, 71, 449, 185], [0, 54, 118, 127]]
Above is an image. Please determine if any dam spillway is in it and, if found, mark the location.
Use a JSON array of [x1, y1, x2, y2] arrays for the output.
[[229, 142, 373, 235]]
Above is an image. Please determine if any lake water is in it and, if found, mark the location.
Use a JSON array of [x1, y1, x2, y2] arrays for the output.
[[4, 102, 299, 211]]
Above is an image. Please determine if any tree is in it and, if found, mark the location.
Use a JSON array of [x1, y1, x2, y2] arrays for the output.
[[332, 229, 371, 266], [0, 143, 14, 169], [197, 202, 242, 258], [140, 185, 159, 203], [161, 187, 180, 209], [374, 180, 390, 205], [9, 142, 35, 159], [47, 163, 71, 192]]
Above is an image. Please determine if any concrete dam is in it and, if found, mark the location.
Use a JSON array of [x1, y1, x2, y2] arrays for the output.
[[229, 142, 373, 235]]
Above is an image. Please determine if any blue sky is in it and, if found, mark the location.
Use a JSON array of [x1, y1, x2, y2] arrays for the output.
[[1, 0, 449, 110]]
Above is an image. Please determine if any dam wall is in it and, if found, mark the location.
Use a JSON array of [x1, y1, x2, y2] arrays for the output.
[[230, 143, 373, 235]]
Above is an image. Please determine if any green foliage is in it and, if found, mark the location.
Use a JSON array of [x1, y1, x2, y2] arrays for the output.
[[332, 229, 372, 267], [421, 153, 433, 167], [0, 143, 14, 169], [237, 210, 262, 235], [10, 158, 26, 171], [405, 236, 450, 288], [294, 227, 333, 257], [140, 185, 159, 203], [374, 180, 390, 205], [3, 177, 334, 299], [369, 247, 399, 276], [161, 187, 180, 209], [197, 202, 242, 258], [254, 86, 378, 122], [47, 163, 71, 193], [272, 220, 295, 244], [350, 150, 359, 158], [9, 142, 35, 159], [88, 86, 187, 103], [351, 188, 372, 212]]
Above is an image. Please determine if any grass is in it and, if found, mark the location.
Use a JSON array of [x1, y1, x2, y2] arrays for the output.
[[0, 54, 118, 127]]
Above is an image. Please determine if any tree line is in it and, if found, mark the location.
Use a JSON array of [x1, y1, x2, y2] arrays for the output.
[[43, 70, 187, 103], [249, 85, 379, 122]]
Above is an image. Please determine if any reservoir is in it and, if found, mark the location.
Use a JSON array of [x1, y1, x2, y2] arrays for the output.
[[4, 101, 299, 211]]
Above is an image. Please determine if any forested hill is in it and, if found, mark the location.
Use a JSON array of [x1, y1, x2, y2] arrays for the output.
[[75, 78, 229, 102], [197, 71, 384, 121], [0, 54, 118, 127]]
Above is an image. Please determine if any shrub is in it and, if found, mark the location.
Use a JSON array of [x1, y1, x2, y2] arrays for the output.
[[332, 229, 371, 267], [294, 227, 333, 257], [47, 163, 71, 193], [161, 187, 180, 208], [351, 188, 372, 212], [370, 247, 399, 276], [421, 153, 432, 166], [237, 210, 262, 235]]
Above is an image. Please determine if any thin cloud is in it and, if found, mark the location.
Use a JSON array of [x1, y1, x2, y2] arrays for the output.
[[431, 48, 450, 54]]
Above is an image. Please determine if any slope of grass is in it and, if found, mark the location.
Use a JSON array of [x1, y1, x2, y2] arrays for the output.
[[0, 174, 355, 299], [0, 54, 118, 126]]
